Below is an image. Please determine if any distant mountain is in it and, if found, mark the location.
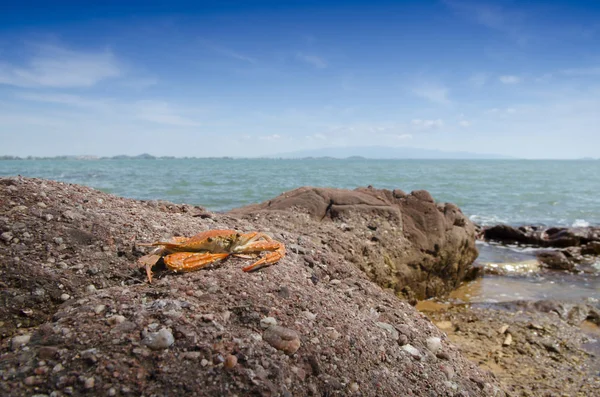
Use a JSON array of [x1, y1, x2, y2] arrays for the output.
[[272, 146, 514, 160]]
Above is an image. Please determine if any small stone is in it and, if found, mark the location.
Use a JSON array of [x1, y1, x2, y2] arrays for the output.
[[398, 334, 409, 346], [37, 202, 47, 208], [348, 382, 359, 392], [440, 364, 455, 380], [181, 352, 201, 360], [426, 337, 442, 354], [402, 344, 421, 359], [325, 327, 341, 340], [263, 325, 301, 355], [503, 334, 513, 346], [93, 305, 106, 314], [1, 232, 13, 242], [303, 311, 317, 321], [260, 317, 277, 328], [200, 359, 209, 367], [107, 315, 126, 325], [375, 322, 399, 340], [278, 286, 291, 298], [436, 351, 450, 360], [53, 237, 64, 245], [213, 354, 225, 365], [498, 324, 509, 334], [84, 377, 95, 389], [143, 328, 175, 350], [53, 363, 64, 372], [24, 376, 36, 385], [60, 294, 70, 302], [108, 388, 117, 396], [85, 285, 97, 294], [44, 214, 54, 221], [11, 334, 31, 350], [201, 313, 214, 322], [38, 346, 58, 359], [224, 354, 238, 369], [329, 279, 341, 285]]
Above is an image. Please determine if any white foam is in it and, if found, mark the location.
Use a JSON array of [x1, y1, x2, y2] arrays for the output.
[[572, 219, 590, 227]]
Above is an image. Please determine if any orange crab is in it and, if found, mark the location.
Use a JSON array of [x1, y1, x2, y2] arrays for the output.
[[138, 229, 286, 283]]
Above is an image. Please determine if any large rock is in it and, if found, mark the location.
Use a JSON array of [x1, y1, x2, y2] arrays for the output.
[[230, 186, 479, 300], [0, 177, 504, 396], [482, 224, 600, 248]]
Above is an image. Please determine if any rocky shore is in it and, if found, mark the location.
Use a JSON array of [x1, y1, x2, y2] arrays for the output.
[[0, 177, 502, 396]]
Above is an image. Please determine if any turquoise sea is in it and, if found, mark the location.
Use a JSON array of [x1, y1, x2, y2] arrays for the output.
[[2, 159, 599, 227]]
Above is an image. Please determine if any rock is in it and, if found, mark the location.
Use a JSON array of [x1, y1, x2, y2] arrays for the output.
[[263, 326, 301, 355], [498, 325, 509, 334], [582, 241, 600, 255], [11, 334, 31, 350], [85, 284, 97, 294], [503, 334, 513, 346], [402, 344, 421, 359], [60, 293, 71, 301], [1, 232, 13, 242], [536, 251, 575, 271], [230, 186, 479, 299], [426, 337, 442, 354], [260, 317, 277, 328], [224, 354, 238, 369], [375, 322, 399, 340], [38, 346, 59, 359], [107, 315, 126, 325], [84, 377, 95, 389], [143, 328, 175, 350]]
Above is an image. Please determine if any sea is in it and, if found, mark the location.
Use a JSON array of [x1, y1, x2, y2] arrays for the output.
[[1, 158, 599, 227], [2, 158, 600, 303]]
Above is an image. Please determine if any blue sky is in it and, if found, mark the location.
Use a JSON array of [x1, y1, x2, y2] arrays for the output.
[[1, 0, 599, 158]]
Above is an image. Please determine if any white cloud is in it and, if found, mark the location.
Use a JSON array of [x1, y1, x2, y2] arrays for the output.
[[259, 134, 281, 141], [295, 52, 328, 69], [459, 120, 471, 127], [499, 75, 520, 84], [0, 45, 121, 88], [412, 83, 451, 104], [132, 100, 201, 127], [411, 119, 444, 129]]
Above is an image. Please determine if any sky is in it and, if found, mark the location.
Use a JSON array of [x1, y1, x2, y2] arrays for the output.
[[0, 0, 599, 159]]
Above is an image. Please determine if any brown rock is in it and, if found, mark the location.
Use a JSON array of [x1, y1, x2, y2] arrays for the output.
[[263, 326, 301, 355]]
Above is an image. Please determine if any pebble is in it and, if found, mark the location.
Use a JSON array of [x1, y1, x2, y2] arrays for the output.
[[398, 334, 409, 346], [303, 311, 317, 321], [426, 337, 442, 354], [224, 354, 238, 369], [84, 377, 95, 389], [60, 293, 71, 302], [38, 346, 58, 359], [329, 279, 341, 285], [143, 328, 175, 350], [93, 305, 106, 314], [503, 334, 513, 346], [260, 317, 277, 328], [53, 363, 64, 372], [85, 284, 97, 294], [1, 232, 13, 242], [53, 237, 64, 245], [498, 324, 510, 334], [200, 359, 209, 367], [325, 327, 341, 340], [181, 352, 201, 360], [44, 214, 54, 221], [263, 325, 301, 355], [401, 344, 421, 359], [107, 315, 126, 325], [11, 334, 31, 350], [375, 322, 399, 340], [108, 388, 117, 396], [37, 202, 47, 208], [348, 382, 360, 392]]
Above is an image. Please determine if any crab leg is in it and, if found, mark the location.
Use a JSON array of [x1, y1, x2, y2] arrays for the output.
[[164, 252, 229, 272], [238, 241, 286, 272]]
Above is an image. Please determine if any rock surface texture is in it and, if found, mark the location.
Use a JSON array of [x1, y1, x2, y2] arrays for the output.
[[230, 186, 479, 301], [0, 177, 501, 396]]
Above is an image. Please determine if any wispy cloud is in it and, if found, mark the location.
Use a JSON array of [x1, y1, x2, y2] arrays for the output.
[[199, 39, 256, 64], [259, 134, 281, 141], [443, 0, 528, 44], [411, 119, 444, 130], [0, 44, 121, 88], [295, 52, 328, 69], [459, 120, 471, 127], [499, 75, 520, 84], [412, 83, 451, 105]]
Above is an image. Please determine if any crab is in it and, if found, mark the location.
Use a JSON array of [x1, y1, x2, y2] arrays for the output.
[[137, 229, 286, 283]]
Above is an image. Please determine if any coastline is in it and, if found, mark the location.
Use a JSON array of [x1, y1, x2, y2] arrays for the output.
[[1, 176, 598, 395]]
